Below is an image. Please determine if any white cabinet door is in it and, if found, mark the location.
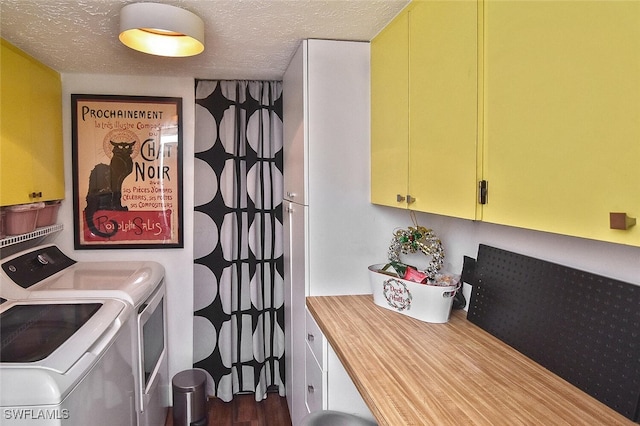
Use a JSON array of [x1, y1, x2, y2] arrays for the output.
[[284, 201, 308, 426], [305, 307, 324, 369], [305, 344, 325, 414], [283, 42, 307, 206]]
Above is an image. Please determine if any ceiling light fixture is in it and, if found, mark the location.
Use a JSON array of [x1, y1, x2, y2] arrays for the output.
[[119, 2, 204, 57]]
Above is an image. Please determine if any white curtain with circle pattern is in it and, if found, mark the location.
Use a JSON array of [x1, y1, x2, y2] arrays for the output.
[[193, 80, 284, 402]]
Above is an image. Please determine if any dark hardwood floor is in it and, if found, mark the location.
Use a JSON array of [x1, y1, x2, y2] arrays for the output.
[[165, 393, 292, 426]]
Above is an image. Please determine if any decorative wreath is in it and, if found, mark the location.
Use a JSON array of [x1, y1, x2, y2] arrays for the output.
[[387, 220, 444, 281]]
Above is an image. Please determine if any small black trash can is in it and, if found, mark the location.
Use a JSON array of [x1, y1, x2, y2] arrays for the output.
[[300, 410, 377, 426], [172, 369, 208, 426]]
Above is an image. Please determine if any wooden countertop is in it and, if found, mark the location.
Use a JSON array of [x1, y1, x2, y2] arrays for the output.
[[306, 295, 635, 426]]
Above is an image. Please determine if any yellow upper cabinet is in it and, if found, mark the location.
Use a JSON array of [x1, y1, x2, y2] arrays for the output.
[[372, 0, 640, 247], [482, 1, 640, 246], [1, 39, 64, 207], [371, 8, 409, 209], [371, 0, 479, 219], [409, 0, 478, 219]]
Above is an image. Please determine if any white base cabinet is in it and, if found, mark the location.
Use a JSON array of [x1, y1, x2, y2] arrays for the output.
[[305, 345, 324, 414], [305, 309, 375, 422]]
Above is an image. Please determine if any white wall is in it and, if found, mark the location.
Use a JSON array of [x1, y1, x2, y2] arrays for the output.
[[368, 206, 640, 292], [59, 74, 195, 382]]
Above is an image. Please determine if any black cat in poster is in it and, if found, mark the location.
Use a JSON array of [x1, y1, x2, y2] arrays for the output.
[[84, 135, 136, 238]]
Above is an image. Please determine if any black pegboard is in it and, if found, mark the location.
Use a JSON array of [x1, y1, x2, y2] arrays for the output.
[[467, 244, 640, 422]]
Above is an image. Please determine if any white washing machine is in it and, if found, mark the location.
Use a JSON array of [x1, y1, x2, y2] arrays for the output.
[[0, 244, 169, 426], [0, 297, 135, 425]]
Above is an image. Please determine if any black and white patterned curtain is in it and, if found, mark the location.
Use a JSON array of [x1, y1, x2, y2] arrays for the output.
[[193, 80, 284, 402]]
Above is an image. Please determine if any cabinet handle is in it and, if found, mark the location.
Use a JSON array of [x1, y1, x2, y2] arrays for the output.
[[396, 194, 406, 203], [29, 191, 43, 199], [286, 192, 296, 199], [406, 194, 415, 204], [610, 212, 636, 230], [307, 333, 314, 342], [478, 180, 489, 205], [307, 385, 315, 393]]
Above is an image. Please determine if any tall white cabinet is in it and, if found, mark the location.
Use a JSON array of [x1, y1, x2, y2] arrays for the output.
[[283, 39, 376, 426]]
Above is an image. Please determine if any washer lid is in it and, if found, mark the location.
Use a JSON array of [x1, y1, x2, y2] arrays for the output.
[[0, 299, 131, 406], [1, 303, 102, 363]]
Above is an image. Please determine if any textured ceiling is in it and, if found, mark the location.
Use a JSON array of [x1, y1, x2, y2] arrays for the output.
[[0, 0, 409, 80]]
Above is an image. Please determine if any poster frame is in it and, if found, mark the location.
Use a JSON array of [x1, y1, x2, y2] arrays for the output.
[[71, 94, 183, 249]]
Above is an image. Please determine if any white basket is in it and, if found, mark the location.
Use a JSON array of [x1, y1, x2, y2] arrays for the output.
[[368, 264, 457, 323]]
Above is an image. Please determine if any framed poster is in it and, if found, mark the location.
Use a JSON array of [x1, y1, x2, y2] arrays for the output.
[[71, 94, 183, 249]]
